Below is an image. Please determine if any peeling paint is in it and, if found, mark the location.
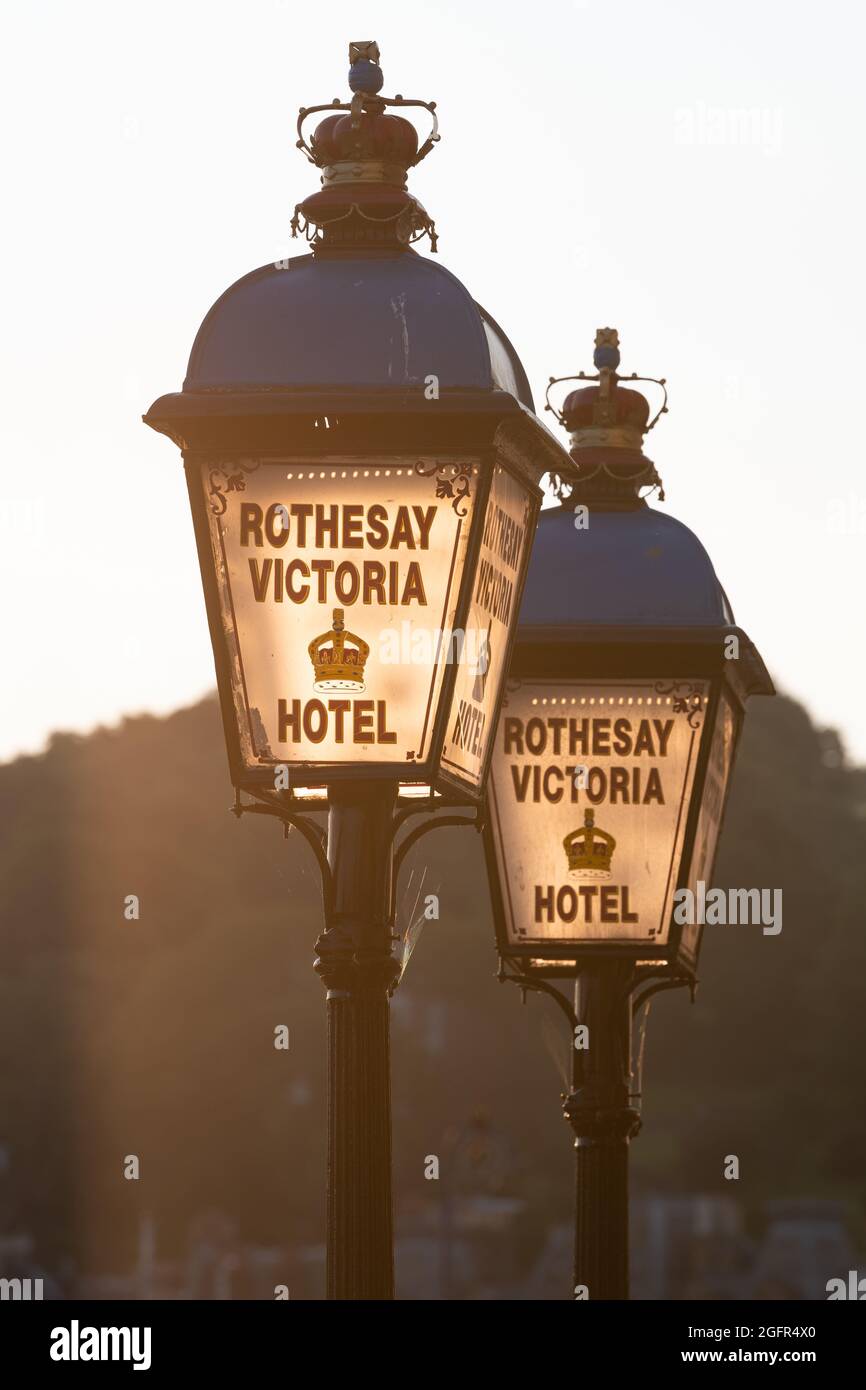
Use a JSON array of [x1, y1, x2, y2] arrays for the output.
[[389, 292, 410, 383], [249, 706, 273, 759]]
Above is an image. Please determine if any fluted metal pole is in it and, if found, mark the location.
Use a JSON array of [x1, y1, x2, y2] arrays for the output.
[[315, 781, 399, 1300], [564, 961, 640, 1300]]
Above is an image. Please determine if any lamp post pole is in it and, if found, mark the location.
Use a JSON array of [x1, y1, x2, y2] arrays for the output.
[[564, 961, 640, 1301], [315, 782, 399, 1301]]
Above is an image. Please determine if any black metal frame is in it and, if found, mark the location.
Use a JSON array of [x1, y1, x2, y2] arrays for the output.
[[230, 785, 479, 934]]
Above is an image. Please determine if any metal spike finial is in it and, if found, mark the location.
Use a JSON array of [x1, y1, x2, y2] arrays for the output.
[[349, 40, 380, 66], [348, 40, 384, 97], [594, 327, 621, 372]]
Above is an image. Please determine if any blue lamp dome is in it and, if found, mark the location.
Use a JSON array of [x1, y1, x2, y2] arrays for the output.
[[183, 251, 533, 406], [519, 504, 734, 630]]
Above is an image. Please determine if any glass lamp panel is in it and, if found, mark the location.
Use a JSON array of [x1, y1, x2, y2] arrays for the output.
[[488, 678, 710, 950], [196, 455, 480, 775], [439, 464, 536, 791], [678, 687, 738, 967]]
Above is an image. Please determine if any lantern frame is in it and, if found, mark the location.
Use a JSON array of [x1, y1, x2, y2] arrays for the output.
[[146, 388, 568, 806], [484, 621, 772, 980]]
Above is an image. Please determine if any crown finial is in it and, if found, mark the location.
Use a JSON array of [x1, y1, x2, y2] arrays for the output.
[[348, 41, 383, 94], [544, 327, 668, 505], [593, 328, 620, 372], [291, 42, 440, 253]]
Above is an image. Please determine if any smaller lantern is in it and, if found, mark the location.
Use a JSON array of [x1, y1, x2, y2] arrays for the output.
[[484, 328, 774, 981]]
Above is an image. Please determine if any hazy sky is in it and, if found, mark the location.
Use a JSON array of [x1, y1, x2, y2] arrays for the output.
[[2, 0, 864, 764]]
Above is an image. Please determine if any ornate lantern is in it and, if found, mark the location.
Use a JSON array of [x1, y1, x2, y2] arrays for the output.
[[485, 328, 774, 983], [144, 41, 568, 807]]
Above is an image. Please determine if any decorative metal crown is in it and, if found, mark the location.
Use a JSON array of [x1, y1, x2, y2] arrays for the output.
[[308, 609, 370, 692], [295, 41, 440, 174], [545, 328, 669, 503], [292, 41, 440, 251], [563, 809, 616, 881], [545, 328, 668, 447]]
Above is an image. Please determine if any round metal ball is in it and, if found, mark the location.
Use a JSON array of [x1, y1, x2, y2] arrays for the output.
[[348, 60, 384, 95], [593, 344, 621, 370]]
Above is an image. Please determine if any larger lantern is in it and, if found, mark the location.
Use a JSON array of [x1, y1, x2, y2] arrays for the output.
[[144, 44, 567, 806]]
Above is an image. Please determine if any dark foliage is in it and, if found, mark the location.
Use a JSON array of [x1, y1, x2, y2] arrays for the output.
[[0, 689, 863, 1278]]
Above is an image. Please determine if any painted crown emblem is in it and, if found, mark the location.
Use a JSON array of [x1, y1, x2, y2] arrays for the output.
[[563, 809, 616, 880], [308, 609, 370, 692]]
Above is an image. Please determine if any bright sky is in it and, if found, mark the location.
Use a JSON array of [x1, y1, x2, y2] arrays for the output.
[[2, 0, 863, 764]]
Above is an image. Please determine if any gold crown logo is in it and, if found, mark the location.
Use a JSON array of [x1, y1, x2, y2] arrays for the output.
[[563, 809, 616, 880], [308, 609, 369, 692]]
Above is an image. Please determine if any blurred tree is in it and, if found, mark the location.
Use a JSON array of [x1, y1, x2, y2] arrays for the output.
[[0, 689, 863, 1278]]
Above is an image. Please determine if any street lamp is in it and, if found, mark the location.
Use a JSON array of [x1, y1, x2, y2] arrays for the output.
[[483, 327, 774, 1299], [144, 41, 569, 1299]]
